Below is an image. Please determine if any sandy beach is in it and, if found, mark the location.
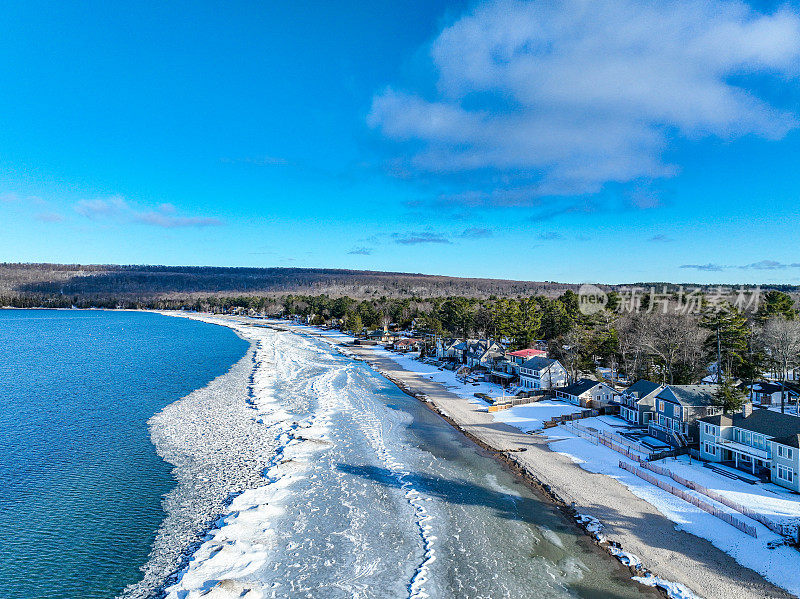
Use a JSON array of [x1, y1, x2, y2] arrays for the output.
[[283, 324, 795, 599]]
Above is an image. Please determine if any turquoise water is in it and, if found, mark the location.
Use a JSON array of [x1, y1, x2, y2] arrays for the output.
[[0, 310, 248, 599]]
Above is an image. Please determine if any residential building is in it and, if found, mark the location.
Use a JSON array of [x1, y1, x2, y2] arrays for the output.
[[617, 380, 664, 426], [554, 378, 618, 408], [393, 338, 421, 353], [519, 357, 568, 390], [747, 381, 799, 407], [649, 385, 722, 447], [699, 404, 800, 491], [435, 338, 462, 362], [464, 340, 505, 369]]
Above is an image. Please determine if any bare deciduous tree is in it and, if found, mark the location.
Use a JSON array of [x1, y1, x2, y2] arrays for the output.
[[758, 317, 800, 413]]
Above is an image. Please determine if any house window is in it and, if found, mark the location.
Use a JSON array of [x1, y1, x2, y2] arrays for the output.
[[777, 464, 795, 483], [658, 400, 664, 412], [778, 445, 794, 460], [704, 442, 717, 456]]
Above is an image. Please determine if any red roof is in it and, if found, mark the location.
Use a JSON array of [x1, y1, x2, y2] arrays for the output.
[[508, 348, 547, 358]]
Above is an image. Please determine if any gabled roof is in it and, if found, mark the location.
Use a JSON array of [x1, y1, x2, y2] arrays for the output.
[[521, 356, 559, 370], [774, 433, 800, 449], [624, 380, 662, 400], [701, 408, 800, 442], [658, 385, 719, 407], [560, 378, 610, 397], [508, 348, 547, 358], [749, 381, 800, 396]]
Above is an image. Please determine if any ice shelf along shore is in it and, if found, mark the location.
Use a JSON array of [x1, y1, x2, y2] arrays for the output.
[[133, 314, 658, 599]]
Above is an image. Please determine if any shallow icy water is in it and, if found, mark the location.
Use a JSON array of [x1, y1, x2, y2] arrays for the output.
[[167, 324, 656, 599]]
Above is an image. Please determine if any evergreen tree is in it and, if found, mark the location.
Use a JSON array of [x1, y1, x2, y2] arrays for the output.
[[714, 378, 746, 413], [757, 290, 798, 322], [700, 303, 750, 380]]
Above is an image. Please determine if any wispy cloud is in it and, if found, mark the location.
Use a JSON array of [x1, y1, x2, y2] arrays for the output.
[[681, 260, 800, 272], [457, 227, 493, 239], [392, 231, 452, 245], [348, 247, 373, 255], [35, 212, 65, 223], [369, 0, 800, 206], [538, 231, 563, 241], [740, 260, 800, 270], [680, 263, 726, 272], [74, 196, 222, 228]]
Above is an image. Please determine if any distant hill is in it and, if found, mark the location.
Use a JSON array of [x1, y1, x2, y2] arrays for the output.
[[0, 263, 797, 302]]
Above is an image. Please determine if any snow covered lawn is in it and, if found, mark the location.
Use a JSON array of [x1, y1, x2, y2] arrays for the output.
[[370, 348, 505, 403], [531, 419, 800, 596], [492, 400, 585, 432], [659, 455, 800, 527]]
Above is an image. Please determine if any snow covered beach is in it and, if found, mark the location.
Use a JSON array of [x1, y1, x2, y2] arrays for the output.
[[320, 340, 796, 599], [136, 313, 661, 599], [240, 320, 800, 599]]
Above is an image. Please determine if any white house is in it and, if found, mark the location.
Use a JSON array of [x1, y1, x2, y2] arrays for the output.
[[554, 378, 618, 408], [518, 357, 567, 390]]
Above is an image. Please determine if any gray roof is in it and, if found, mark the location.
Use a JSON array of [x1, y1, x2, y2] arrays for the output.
[[750, 381, 799, 396], [658, 385, 720, 407], [521, 356, 558, 370], [774, 434, 800, 449], [701, 408, 800, 444], [560, 378, 605, 397], [624, 380, 662, 400]]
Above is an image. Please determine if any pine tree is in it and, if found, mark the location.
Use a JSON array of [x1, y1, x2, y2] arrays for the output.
[[757, 290, 798, 323], [714, 378, 746, 413], [700, 303, 750, 380]]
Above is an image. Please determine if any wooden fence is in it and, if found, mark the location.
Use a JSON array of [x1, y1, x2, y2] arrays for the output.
[[562, 421, 653, 460], [542, 410, 596, 428], [618, 461, 758, 538], [635, 459, 798, 541]]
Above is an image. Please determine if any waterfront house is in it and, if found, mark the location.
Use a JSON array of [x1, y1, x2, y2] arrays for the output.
[[699, 404, 800, 491], [519, 357, 568, 390], [489, 348, 547, 387], [452, 340, 470, 364], [393, 338, 421, 353], [435, 338, 462, 363], [747, 381, 800, 407], [464, 340, 505, 369], [649, 385, 722, 447], [617, 380, 664, 426], [554, 378, 618, 408]]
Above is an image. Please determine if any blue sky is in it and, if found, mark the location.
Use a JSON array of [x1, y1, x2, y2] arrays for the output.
[[2, 0, 799, 285]]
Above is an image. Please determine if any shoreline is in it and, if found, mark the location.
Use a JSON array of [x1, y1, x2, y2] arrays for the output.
[[121, 319, 278, 599], [278, 322, 794, 599], [137, 313, 794, 599]]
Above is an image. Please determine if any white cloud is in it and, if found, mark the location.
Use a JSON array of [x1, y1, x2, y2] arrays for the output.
[[74, 196, 222, 228], [368, 0, 800, 201]]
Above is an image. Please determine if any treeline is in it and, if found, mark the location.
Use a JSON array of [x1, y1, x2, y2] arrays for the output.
[[4, 281, 800, 393], [183, 289, 799, 389], [0, 263, 581, 299]]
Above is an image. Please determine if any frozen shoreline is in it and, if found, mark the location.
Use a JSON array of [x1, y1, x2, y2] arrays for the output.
[[273, 320, 794, 599], [121, 318, 282, 599], [131, 313, 794, 599]]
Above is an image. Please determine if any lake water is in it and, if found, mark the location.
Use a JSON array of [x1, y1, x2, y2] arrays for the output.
[[0, 310, 248, 599]]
